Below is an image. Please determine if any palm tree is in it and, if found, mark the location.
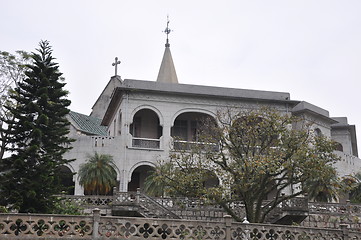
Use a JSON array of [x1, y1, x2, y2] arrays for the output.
[[144, 167, 167, 197], [78, 152, 118, 195], [303, 165, 340, 202], [348, 172, 361, 203], [305, 178, 339, 202]]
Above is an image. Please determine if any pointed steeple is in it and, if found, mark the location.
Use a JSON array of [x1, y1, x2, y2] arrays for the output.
[[156, 17, 178, 84]]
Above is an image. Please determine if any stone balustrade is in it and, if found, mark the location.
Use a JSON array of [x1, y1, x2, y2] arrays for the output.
[[113, 191, 137, 204], [132, 137, 161, 149], [58, 193, 361, 230], [1, 210, 359, 239], [61, 193, 361, 216], [62, 195, 113, 208], [309, 201, 361, 215]]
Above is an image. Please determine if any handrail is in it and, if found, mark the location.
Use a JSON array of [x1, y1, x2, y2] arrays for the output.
[[132, 137, 160, 149], [173, 140, 219, 151], [139, 192, 181, 219], [132, 137, 161, 141]]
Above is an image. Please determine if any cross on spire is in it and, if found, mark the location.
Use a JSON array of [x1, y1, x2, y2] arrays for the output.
[[112, 57, 121, 76], [163, 16, 172, 47]]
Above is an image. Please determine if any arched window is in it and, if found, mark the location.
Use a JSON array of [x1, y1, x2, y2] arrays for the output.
[[171, 112, 217, 150]]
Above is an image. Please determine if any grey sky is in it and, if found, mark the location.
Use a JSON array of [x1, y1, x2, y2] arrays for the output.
[[2, 0, 361, 150]]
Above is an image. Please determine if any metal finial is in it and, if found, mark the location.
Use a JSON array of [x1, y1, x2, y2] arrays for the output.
[[163, 16, 172, 47], [112, 57, 121, 76]]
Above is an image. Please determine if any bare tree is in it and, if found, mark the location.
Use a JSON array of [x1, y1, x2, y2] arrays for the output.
[[0, 50, 30, 160]]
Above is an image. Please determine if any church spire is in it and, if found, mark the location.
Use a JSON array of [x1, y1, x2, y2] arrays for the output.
[[156, 16, 178, 84]]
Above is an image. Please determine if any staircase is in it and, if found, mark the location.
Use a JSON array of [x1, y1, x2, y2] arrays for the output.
[[111, 190, 180, 219], [265, 197, 309, 225], [138, 193, 181, 219], [74, 190, 308, 224]]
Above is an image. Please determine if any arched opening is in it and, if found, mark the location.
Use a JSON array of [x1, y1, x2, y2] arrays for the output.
[[128, 165, 155, 192], [334, 142, 343, 152], [314, 128, 322, 137], [171, 112, 217, 150], [130, 109, 162, 149], [203, 171, 220, 188], [56, 165, 75, 195]]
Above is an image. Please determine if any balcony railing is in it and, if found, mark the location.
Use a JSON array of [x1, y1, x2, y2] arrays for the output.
[[173, 140, 219, 151], [132, 137, 160, 149]]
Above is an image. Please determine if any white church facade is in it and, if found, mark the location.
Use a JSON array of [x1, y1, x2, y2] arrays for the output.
[[63, 32, 360, 196]]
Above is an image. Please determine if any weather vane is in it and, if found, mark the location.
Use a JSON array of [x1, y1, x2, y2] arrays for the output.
[[112, 57, 121, 76], [163, 15, 172, 47]]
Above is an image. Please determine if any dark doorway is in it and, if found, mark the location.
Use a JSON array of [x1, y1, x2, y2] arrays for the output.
[[57, 165, 75, 195]]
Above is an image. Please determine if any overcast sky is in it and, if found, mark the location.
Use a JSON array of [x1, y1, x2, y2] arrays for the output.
[[2, 0, 361, 151]]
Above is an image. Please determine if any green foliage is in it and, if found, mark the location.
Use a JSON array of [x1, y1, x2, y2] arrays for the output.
[[0, 41, 74, 213], [0, 205, 8, 213], [342, 172, 361, 203], [153, 108, 339, 223], [144, 168, 168, 197], [303, 164, 340, 202], [78, 152, 119, 195], [51, 197, 83, 215]]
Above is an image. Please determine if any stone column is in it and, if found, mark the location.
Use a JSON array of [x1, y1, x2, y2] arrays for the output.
[[340, 224, 349, 240], [161, 120, 172, 155], [224, 215, 232, 240], [74, 176, 84, 195], [92, 208, 101, 240]]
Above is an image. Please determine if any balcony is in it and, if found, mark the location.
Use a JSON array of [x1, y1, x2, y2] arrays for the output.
[[130, 109, 162, 149], [173, 140, 219, 151]]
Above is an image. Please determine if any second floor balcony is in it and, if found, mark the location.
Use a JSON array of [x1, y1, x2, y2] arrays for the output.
[[130, 109, 162, 150], [129, 110, 218, 151]]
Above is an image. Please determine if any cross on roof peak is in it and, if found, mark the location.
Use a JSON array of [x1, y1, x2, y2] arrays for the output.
[[163, 16, 172, 47], [112, 57, 121, 76]]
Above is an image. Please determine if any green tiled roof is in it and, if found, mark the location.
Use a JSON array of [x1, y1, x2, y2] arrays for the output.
[[69, 111, 108, 136]]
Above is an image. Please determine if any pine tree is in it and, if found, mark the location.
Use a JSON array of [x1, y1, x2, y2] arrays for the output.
[[0, 41, 73, 213]]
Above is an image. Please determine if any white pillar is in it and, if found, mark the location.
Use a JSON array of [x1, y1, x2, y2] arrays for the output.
[[74, 175, 84, 195]]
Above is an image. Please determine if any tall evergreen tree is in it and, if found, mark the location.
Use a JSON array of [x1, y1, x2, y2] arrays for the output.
[[0, 41, 73, 213]]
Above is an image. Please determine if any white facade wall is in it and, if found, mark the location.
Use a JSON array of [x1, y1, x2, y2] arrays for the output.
[[65, 80, 361, 195], [332, 129, 353, 155], [66, 88, 292, 194]]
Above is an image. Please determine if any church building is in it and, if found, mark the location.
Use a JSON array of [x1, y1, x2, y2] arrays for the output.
[[63, 23, 360, 196]]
